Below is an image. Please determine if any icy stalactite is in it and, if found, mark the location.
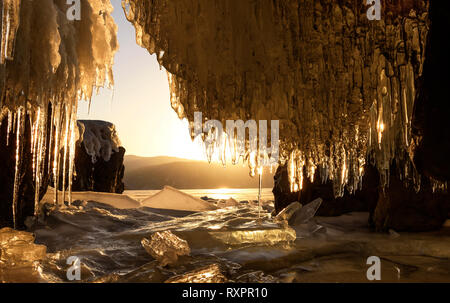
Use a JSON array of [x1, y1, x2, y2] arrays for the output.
[[124, 0, 431, 196], [0, 0, 20, 64], [0, 0, 118, 225]]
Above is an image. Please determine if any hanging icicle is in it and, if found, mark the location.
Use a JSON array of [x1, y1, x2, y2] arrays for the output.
[[0, 0, 118, 226]]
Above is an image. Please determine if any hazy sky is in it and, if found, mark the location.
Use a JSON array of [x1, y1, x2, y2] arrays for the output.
[[77, 0, 205, 160]]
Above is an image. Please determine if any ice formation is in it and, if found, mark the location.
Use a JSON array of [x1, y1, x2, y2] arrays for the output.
[[217, 197, 239, 208], [141, 230, 190, 266], [41, 187, 141, 209], [142, 186, 218, 211], [208, 227, 296, 246], [0, 227, 47, 266], [289, 198, 323, 226], [274, 202, 303, 224], [0, 0, 118, 226], [164, 264, 227, 283], [123, 0, 431, 196], [77, 120, 121, 164]]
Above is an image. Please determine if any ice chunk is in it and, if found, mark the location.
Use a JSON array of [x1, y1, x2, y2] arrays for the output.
[[218, 198, 239, 208], [389, 229, 400, 239], [274, 202, 302, 223], [289, 198, 323, 226], [165, 264, 227, 283], [0, 227, 35, 245], [142, 186, 217, 211], [141, 231, 190, 266], [208, 227, 296, 246], [0, 228, 46, 266]]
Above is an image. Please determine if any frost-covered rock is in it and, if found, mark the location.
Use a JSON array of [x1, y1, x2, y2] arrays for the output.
[[141, 231, 190, 266], [77, 120, 121, 164], [70, 120, 125, 194]]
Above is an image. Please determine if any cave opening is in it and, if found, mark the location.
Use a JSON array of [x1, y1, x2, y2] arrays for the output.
[[0, 0, 450, 284]]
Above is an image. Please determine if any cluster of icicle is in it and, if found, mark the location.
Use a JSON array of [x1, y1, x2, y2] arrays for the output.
[[0, 0, 118, 228], [123, 0, 444, 196]]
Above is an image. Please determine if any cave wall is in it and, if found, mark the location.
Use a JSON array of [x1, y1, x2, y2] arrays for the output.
[[411, 0, 450, 183], [124, 0, 432, 196], [126, 0, 450, 231]]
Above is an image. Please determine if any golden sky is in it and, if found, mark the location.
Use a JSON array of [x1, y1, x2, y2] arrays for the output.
[[77, 0, 205, 160]]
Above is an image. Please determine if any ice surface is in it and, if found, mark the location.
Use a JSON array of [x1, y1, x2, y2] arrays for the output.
[[0, 228, 46, 266], [141, 186, 217, 211], [164, 264, 227, 283], [141, 231, 190, 266], [77, 120, 121, 164], [20, 204, 450, 282], [42, 187, 141, 209]]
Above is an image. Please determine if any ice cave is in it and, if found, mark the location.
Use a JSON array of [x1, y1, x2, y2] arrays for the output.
[[0, 0, 449, 283]]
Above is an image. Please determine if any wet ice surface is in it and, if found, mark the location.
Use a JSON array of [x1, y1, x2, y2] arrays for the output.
[[3, 196, 449, 283]]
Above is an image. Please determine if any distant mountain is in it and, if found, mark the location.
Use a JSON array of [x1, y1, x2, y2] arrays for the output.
[[123, 155, 275, 190]]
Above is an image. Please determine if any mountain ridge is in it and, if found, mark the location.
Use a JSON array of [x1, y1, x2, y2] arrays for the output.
[[124, 155, 275, 190]]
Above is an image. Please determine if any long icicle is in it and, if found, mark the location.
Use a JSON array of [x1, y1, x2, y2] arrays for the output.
[[67, 102, 78, 206], [61, 104, 71, 206], [257, 166, 262, 220], [12, 106, 23, 229]]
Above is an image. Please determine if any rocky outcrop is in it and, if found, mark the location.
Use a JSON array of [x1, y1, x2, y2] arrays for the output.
[[71, 120, 125, 194], [274, 162, 450, 232], [372, 172, 450, 232]]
